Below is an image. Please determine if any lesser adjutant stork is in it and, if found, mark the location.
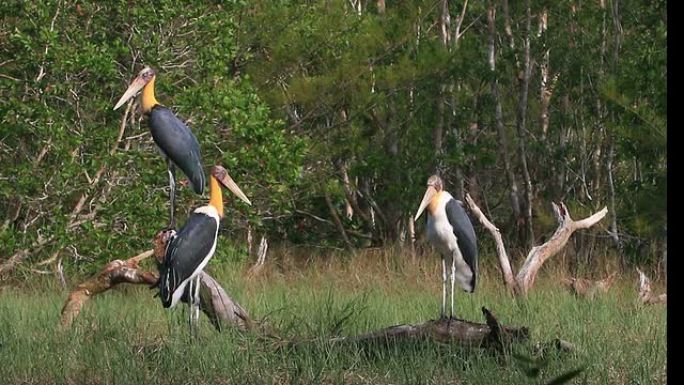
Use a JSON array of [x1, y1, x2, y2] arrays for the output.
[[114, 66, 204, 228], [158, 165, 251, 326], [414, 175, 478, 319]]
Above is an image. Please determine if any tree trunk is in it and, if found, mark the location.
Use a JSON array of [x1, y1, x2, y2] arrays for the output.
[[487, 0, 521, 219], [516, 0, 535, 250], [324, 188, 354, 251]]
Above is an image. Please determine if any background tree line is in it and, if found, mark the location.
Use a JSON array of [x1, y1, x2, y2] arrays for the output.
[[0, 0, 666, 277]]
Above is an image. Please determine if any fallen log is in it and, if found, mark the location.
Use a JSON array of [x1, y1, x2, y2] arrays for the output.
[[59, 249, 157, 327], [330, 307, 529, 349], [560, 272, 616, 299], [60, 230, 253, 331], [637, 268, 666, 305]]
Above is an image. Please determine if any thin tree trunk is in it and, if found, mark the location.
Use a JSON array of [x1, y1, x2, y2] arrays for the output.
[[487, 1, 521, 219], [324, 189, 354, 251], [516, 0, 535, 249], [606, 141, 620, 248], [538, 8, 557, 140]]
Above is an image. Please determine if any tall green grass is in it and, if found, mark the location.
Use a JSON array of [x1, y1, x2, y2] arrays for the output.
[[0, 249, 666, 384]]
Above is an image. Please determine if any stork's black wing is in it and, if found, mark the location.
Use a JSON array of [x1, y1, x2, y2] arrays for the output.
[[445, 198, 478, 289], [149, 105, 205, 194], [158, 212, 218, 307]]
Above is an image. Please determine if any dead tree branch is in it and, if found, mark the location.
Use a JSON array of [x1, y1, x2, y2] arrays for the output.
[[60, 230, 254, 331], [465, 194, 607, 296], [59, 249, 157, 327], [246, 236, 268, 279], [560, 272, 616, 299], [637, 268, 666, 305], [465, 193, 517, 292], [516, 203, 607, 295]]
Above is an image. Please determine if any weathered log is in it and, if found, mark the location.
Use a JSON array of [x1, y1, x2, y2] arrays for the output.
[[637, 268, 666, 305], [331, 307, 528, 349], [59, 249, 157, 327], [60, 230, 254, 331], [560, 272, 616, 299], [195, 272, 252, 332]]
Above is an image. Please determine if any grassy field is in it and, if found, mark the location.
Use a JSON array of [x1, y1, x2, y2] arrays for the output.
[[0, 248, 666, 384]]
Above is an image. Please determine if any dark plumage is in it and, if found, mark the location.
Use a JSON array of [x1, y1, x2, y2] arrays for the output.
[[445, 198, 478, 291], [149, 105, 205, 195], [159, 210, 218, 308]]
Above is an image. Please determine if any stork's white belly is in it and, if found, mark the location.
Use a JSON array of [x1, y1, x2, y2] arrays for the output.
[[426, 194, 475, 292], [427, 212, 459, 259]]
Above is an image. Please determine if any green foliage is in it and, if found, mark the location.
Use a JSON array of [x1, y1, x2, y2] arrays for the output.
[[0, 0, 667, 269], [0, 1, 304, 269]]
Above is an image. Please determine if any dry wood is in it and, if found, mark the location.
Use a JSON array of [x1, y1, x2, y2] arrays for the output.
[[465, 193, 517, 292], [637, 268, 666, 305], [246, 236, 268, 279], [330, 307, 528, 349], [197, 273, 253, 332], [59, 249, 157, 327], [60, 230, 254, 331], [516, 203, 608, 295], [560, 272, 616, 299], [465, 194, 607, 296]]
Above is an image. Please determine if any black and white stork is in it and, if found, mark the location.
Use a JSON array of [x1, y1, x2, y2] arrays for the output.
[[158, 165, 251, 326], [414, 175, 478, 319], [114, 66, 205, 228]]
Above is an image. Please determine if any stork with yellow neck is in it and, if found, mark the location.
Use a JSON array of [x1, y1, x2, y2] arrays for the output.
[[158, 165, 251, 322], [414, 175, 478, 320], [114, 66, 205, 228]]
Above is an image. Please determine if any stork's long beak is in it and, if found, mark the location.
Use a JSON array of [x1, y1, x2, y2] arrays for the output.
[[113, 76, 146, 110], [414, 186, 437, 221], [217, 172, 252, 206]]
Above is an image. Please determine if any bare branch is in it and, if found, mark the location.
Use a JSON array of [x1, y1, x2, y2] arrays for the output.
[[516, 205, 608, 295], [637, 268, 666, 305], [465, 193, 517, 292]]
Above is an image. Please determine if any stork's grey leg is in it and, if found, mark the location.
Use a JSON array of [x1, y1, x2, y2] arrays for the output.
[[187, 277, 195, 332], [192, 275, 201, 323], [451, 252, 456, 319], [167, 159, 176, 229], [187, 275, 201, 336], [441, 257, 447, 319]]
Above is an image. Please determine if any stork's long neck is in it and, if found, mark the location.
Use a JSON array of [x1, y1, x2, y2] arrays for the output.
[[208, 176, 224, 218], [142, 76, 159, 114], [428, 191, 446, 215]]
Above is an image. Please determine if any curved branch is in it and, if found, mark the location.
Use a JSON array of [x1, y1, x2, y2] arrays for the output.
[[465, 193, 517, 292], [516, 204, 607, 295]]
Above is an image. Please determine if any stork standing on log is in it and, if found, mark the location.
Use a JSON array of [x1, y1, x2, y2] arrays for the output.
[[158, 166, 251, 327], [414, 175, 478, 319], [114, 66, 205, 228]]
